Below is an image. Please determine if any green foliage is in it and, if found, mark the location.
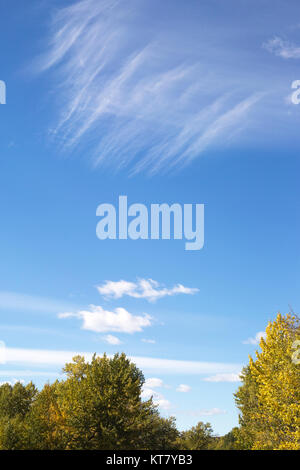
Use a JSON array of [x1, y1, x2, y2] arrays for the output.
[[234, 365, 259, 449], [0, 353, 179, 450], [24, 382, 68, 449], [55, 353, 177, 449], [0, 381, 37, 449], [176, 421, 214, 450], [0, 381, 36, 419], [210, 427, 241, 450]]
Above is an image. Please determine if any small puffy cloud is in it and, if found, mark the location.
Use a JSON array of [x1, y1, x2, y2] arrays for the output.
[[102, 334, 122, 345], [58, 305, 152, 334], [97, 278, 199, 302], [263, 37, 300, 59], [243, 331, 266, 345], [142, 377, 171, 409], [141, 387, 171, 410], [203, 373, 241, 383], [176, 384, 191, 393], [155, 398, 171, 410], [144, 377, 164, 388], [141, 338, 156, 344], [141, 387, 155, 399]]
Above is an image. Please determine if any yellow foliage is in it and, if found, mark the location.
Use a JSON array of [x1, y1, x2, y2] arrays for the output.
[[248, 314, 300, 450]]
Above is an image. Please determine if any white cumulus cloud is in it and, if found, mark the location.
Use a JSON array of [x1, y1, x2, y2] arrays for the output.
[[144, 377, 164, 389], [58, 305, 152, 334]]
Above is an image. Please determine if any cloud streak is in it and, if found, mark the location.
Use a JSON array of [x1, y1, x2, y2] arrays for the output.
[[183, 408, 226, 417], [4, 347, 242, 375], [0, 291, 74, 314], [0, 370, 63, 378], [203, 373, 241, 383]]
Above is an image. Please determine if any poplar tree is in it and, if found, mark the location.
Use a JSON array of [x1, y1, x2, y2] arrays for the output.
[[235, 313, 300, 450]]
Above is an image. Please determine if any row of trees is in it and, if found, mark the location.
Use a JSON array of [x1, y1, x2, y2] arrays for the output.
[[0, 354, 179, 449], [0, 313, 299, 450]]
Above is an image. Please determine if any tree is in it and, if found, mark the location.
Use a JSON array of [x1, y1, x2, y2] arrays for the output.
[[211, 427, 241, 450], [23, 353, 178, 450], [235, 313, 300, 450], [234, 365, 259, 449], [140, 415, 179, 450], [0, 381, 36, 419], [24, 382, 68, 449], [0, 381, 37, 449], [176, 422, 214, 450]]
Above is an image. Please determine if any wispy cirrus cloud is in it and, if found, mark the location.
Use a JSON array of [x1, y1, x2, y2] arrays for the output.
[[203, 373, 241, 383], [58, 305, 152, 334], [38, 0, 264, 174], [97, 278, 198, 302], [189, 408, 226, 417], [263, 37, 300, 59]]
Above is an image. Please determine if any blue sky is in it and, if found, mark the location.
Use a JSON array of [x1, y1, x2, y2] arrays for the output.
[[0, 0, 300, 435]]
